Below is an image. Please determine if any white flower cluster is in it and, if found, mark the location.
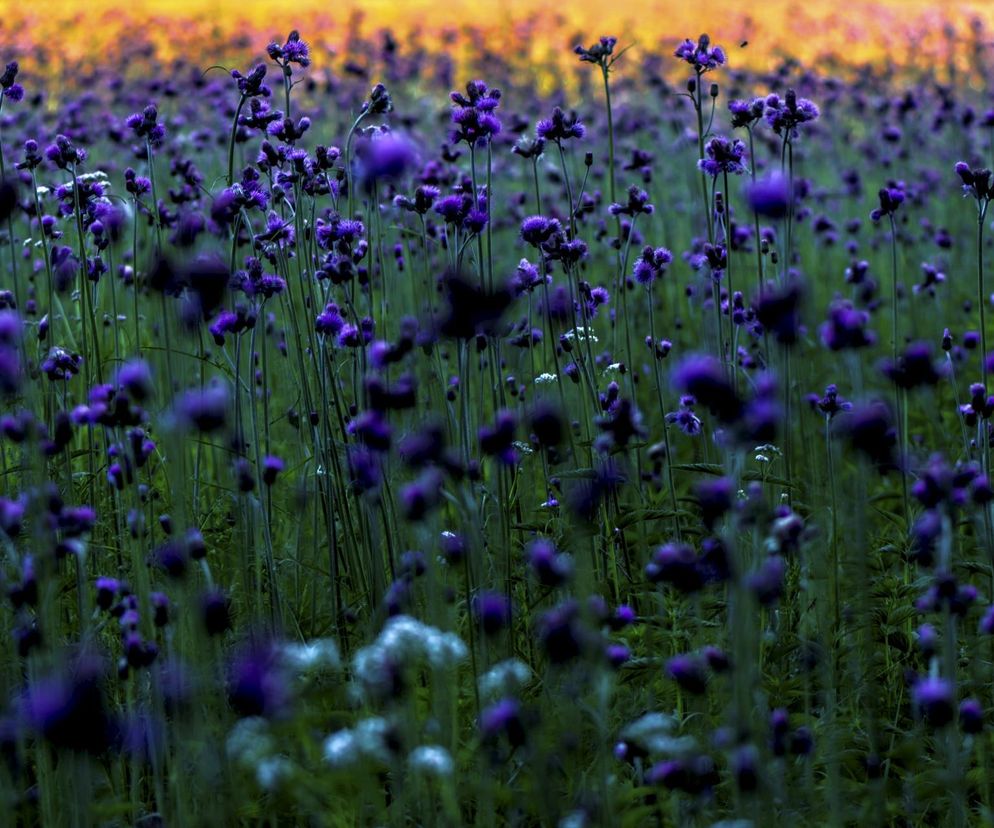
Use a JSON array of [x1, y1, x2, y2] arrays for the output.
[[323, 716, 393, 769], [353, 615, 468, 699], [561, 327, 598, 343], [408, 744, 454, 778], [753, 443, 783, 464], [280, 638, 342, 674], [225, 717, 294, 790], [478, 658, 532, 699], [534, 373, 558, 385], [620, 712, 695, 755]]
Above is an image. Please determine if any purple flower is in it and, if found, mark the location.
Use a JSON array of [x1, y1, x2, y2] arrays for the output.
[[174, 384, 230, 433], [820, 302, 876, 351], [574, 36, 618, 67], [672, 355, 743, 423], [536, 107, 585, 143], [633, 245, 673, 285], [698, 135, 746, 177], [666, 654, 708, 694], [23, 656, 119, 754], [912, 676, 955, 727], [0, 61, 23, 103], [227, 643, 291, 719], [609, 185, 654, 217], [674, 34, 726, 73], [745, 174, 791, 219], [125, 104, 165, 146], [480, 697, 526, 746], [870, 184, 906, 222], [267, 30, 310, 68], [729, 97, 765, 129], [764, 89, 819, 139], [955, 162, 993, 203]]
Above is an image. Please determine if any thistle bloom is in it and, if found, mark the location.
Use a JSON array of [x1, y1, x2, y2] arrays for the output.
[[728, 97, 765, 129], [536, 107, 585, 143], [125, 104, 166, 147], [745, 174, 791, 219], [449, 80, 502, 146], [609, 185, 654, 217], [0, 61, 23, 103], [955, 162, 993, 204], [764, 89, 819, 139], [674, 34, 726, 73], [870, 184, 905, 222], [574, 36, 618, 68], [633, 246, 673, 285], [698, 135, 746, 177], [267, 30, 311, 69]]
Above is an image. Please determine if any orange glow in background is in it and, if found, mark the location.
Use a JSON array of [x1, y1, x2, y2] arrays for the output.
[[3, 0, 994, 80]]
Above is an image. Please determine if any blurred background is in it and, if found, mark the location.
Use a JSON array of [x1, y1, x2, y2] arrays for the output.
[[3, 0, 994, 79]]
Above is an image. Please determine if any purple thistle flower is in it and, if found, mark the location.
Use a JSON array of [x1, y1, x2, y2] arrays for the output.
[[536, 107, 585, 143], [633, 245, 673, 285], [698, 135, 746, 177], [745, 174, 791, 219], [0, 61, 23, 103], [764, 89, 819, 139], [912, 676, 955, 727], [574, 36, 619, 68], [674, 34, 726, 73]]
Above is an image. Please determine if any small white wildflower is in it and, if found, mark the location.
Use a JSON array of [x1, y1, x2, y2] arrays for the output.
[[353, 616, 467, 699], [322, 729, 358, 768], [323, 716, 392, 768], [602, 362, 623, 376], [255, 756, 293, 790], [354, 717, 393, 762], [535, 373, 558, 385], [753, 444, 782, 463], [281, 638, 341, 673], [226, 717, 273, 765], [512, 440, 534, 456], [408, 745, 454, 777], [621, 712, 695, 755], [424, 628, 469, 669], [562, 327, 599, 344], [479, 658, 532, 698]]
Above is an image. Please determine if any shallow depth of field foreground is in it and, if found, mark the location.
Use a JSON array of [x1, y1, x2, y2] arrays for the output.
[[8, 3, 994, 826]]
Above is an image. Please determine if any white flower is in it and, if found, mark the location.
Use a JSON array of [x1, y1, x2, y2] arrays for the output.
[[562, 327, 598, 344], [512, 440, 534, 456], [408, 745, 454, 777], [535, 373, 558, 385], [559, 812, 589, 828], [323, 716, 393, 768], [479, 658, 532, 698], [281, 638, 341, 673], [602, 363, 623, 375], [353, 616, 467, 699], [621, 712, 695, 755], [226, 717, 273, 765], [255, 756, 293, 790], [753, 443, 782, 463]]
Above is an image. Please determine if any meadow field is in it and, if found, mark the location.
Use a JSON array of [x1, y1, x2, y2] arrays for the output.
[[2, 2, 994, 825]]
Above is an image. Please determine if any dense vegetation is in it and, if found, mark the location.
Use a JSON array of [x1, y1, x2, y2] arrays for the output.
[[1, 18, 994, 826]]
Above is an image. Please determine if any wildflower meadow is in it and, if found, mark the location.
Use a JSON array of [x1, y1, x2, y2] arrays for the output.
[[2, 4, 994, 825]]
